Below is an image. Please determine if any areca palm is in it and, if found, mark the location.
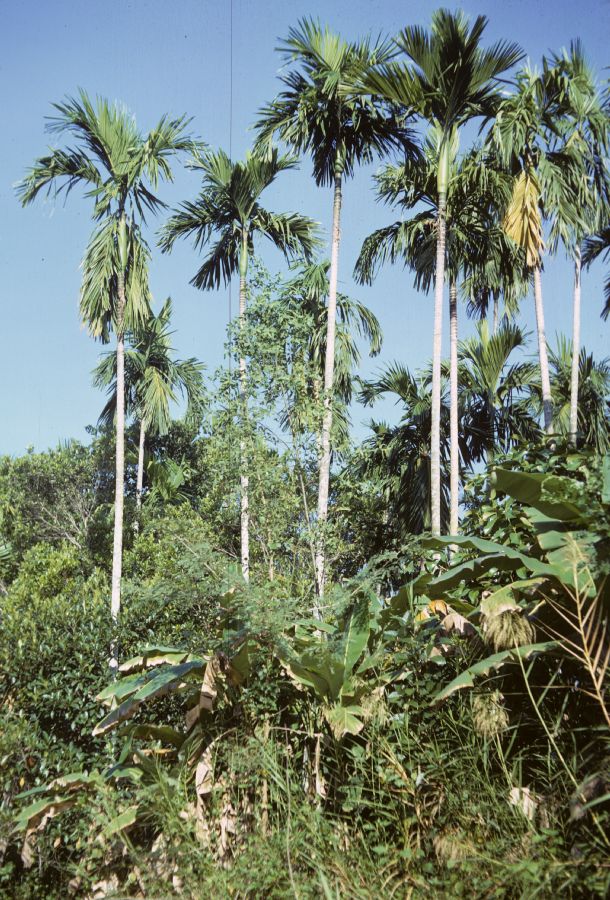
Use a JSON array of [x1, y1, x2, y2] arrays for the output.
[[255, 18, 417, 596], [457, 321, 539, 463], [358, 363, 451, 535], [92, 298, 205, 511], [364, 9, 524, 535], [539, 337, 610, 452], [582, 226, 610, 320], [160, 147, 319, 580], [18, 90, 192, 651], [356, 142, 513, 534], [543, 42, 610, 444], [493, 66, 583, 434]]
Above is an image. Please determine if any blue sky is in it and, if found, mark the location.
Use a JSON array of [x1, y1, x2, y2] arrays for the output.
[[1, 0, 609, 455]]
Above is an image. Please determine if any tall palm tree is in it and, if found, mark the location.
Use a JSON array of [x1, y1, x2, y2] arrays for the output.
[[493, 66, 583, 435], [92, 298, 205, 512], [543, 42, 610, 445], [255, 18, 417, 597], [18, 90, 192, 657], [582, 226, 610, 320], [461, 224, 529, 332], [160, 148, 318, 581], [355, 143, 513, 534], [365, 9, 524, 535]]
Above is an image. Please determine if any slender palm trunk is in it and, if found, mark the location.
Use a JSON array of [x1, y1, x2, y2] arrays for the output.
[[110, 269, 126, 670], [532, 265, 553, 433], [315, 171, 342, 600], [492, 294, 499, 335], [239, 229, 250, 581], [430, 192, 447, 536], [449, 280, 459, 536], [136, 419, 146, 513], [569, 246, 581, 446]]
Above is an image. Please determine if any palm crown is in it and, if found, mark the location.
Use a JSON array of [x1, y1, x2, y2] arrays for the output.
[[365, 10, 524, 190], [93, 298, 205, 436], [18, 90, 193, 338], [255, 18, 419, 183], [159, 148, 319, 287]]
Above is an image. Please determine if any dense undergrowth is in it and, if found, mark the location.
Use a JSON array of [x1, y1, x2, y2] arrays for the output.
[[0, 440, 608, 898]]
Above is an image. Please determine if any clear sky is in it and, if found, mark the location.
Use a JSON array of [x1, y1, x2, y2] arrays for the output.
[[1, 0, 609, 455]]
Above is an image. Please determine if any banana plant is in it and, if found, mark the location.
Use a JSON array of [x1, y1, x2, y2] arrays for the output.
[[386, 456, 610, 703], [278, 595, 385, 739]]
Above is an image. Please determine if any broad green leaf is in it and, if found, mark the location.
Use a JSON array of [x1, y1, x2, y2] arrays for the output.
[[338, 599, 370, 679], [494, 469, 585, 520], [433, 642, 557, 703], [119, 647, 192, 674], [324, 703, 365, 740], [96, 671, 154, 704], [103, 806, 139, 837], [128, 724, 185, 746], [280, 657, 329, 700], [93, 660, 204, 735], [480, 578, 548, 618]]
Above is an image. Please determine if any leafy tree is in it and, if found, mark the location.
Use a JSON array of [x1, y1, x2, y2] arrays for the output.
[[255, 18, 417, 595], [93, 298, 205, 512], [160, 148, 318, 581], [18, 90, 192, 651], [365, 9, 523, 535], [280, 260, 382, 451]]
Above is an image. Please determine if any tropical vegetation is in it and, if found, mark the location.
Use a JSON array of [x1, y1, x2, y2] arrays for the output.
[[3, 8, 610, 898]]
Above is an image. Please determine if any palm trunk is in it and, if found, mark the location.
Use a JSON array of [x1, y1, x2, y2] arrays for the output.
[[315, 171, 342, 601], [569, 247, 581, 446], [449, 280, 459, 536], [239, 229, 250, 582], [430, 192, 447, 536], [110, 262, 126, 671], [532, 265, 553, 433], [136, 419, 146, 513], [492, 294, 499, 335]]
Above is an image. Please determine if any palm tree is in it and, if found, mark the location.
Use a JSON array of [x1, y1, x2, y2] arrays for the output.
[[458, 321, 540, 464], [540, 337, 610, 452], [92, 298, 205, 513], [255, 18, 417, 596], [461, 224, 529, 333], [355, 143, 513, 534], [18, 90, 192, 656], [358, 363, 452, 536], [582, 226, 610, 320], [365, 9, 524, 535], [493, 66, 583, 435], [160, 148, 318, 581], [543, 42, 610, 445]]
